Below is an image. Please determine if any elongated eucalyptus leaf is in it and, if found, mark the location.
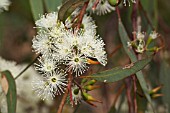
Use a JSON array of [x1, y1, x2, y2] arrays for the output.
[[1, 70, 17, 113], [118, 20, 154, 111], [44, 0, 62, 12], [88, 57, 152, 82], [29, 0, 44, 21], [58, 0, 87, 22]]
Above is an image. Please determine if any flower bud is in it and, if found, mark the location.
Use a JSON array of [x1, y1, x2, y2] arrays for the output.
[[87, 59, 100, 65], [73, 88, 79, 95], [146, 47, 160, 53], [86, 79, 97, 85], [149, 85, 162, 95], [108, 0, 121, 6], [82, 92, 102, 103], [83, 85, 100, 91], [151, 94, 163, 98]]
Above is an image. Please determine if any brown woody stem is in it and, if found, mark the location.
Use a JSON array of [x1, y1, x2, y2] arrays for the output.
[[57, 71, 72, 113], [77, 1, 89, 30]]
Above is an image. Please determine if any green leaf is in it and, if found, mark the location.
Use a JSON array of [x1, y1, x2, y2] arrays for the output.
[[58, 0, 87, 22], [88, 57, 152, 82], [118, 20, 154, 111], [1, 70, 17, 113], [29, 0, 44, 21], [44, 0, 62, 12]]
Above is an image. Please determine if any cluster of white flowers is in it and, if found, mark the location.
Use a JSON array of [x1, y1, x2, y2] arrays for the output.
[[32, 9, 107, 100], [134, 32, 145, 53], [127, 31, 158, 54], [0, 0, 11, 13], [0, 56, 53, 113], [149, 31, 158, 40]]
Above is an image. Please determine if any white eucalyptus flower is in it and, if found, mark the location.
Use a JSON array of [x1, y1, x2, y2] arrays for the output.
[[66, 52, 88, 77], [35, 12, 58, 28], [32, 30, 55, 56], [34, 56, 58, 75], [0, 0, 11, 13], [53, 36, 73, 61], [149, 31, 158, 39], [32, 71, 67, 100], [65, 9, 97, 36], [71, 85, 82, 105], [82, 15, 97, 36], [0, 56, 21, 76], [136, 32, 145, 39], [49, 22, 66, 38], [133, 32, 145, 53], [88, 0, 115, 15]]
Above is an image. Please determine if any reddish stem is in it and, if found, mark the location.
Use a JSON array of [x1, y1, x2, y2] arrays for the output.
[[132, 75, 137, 113], [57, 72, 72, 113], [116, 7, 121, 20], [77, 1, 89, 30], [125, 77, 134, 113], [92, 0, 99, 10], [131, 0, 139, 40], [109, 44, 122, 57], [131, 1, 139, 112]]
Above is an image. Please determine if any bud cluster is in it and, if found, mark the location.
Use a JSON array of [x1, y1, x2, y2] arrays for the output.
[[127, 31, 160, 54], [70, 79, 101, 106]]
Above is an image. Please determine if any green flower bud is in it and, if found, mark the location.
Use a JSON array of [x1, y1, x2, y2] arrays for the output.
[[82, 92, 101, 103], [86, 79, 97, 85], [73, 88, 79, 95], [108, 0, 121, 6], [83, 85, 100, 91]]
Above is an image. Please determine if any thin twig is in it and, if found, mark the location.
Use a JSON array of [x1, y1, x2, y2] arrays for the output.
[[92, 0, 99, 10], [132, 75, 137, 113], [131, 0, 139, 40], [15, 55, 39, 80], [112, 84, 125, 107], [131, 1, 139, 112], [77, 1, 89, 29], [116, 6, 121, 20], [109, 44, 122, 57], [57, 71, 72, 113], [125, 77, 133, 113]]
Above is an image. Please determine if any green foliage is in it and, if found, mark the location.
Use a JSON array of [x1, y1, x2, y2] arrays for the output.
[[58, 0, 87, 22], [1, 71, 17, 113], [44, 0, 62, 12], [29, 0, 44, 21], [118, 20, 154, 111], [88, 57, 152, 82]]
